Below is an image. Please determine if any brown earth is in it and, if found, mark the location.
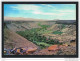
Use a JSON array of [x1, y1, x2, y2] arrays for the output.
[[4, 29, 38, 49]]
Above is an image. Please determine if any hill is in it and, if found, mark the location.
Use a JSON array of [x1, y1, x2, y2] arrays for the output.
[[4, 17, 49, 21]]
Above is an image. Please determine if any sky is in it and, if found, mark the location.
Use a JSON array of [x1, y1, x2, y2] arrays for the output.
[[4, 4, 76, 20]]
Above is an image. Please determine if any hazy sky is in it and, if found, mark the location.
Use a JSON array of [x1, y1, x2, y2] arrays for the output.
[[4, 4, 76, 20]]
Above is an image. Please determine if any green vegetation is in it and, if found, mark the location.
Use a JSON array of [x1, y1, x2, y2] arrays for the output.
[[37, 23, 52, 34], [53, 31, 63, 35], [16, 28, 62, 49], [16, 24, 63, 49], [33, 41, 51, 49], [38, 22, 50, 29], [38, 29, 52, 34], [52, 24, 65, 35], [61, 24, 66, 29]]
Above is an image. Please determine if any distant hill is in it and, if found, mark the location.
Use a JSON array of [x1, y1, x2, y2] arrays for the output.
[[4, 17, 76, 24], [4, 17, 49, 21], [56, 20, 76, 24]]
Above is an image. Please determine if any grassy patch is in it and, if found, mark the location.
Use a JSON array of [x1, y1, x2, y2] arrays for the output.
[[53, 31, 63, 35], [38, 29, 52, 34]]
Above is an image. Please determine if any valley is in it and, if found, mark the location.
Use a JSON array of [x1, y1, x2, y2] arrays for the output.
[[4, 20, 76, 55]]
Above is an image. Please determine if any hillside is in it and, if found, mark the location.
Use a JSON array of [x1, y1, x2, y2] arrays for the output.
[[4, 28, 38, 49]]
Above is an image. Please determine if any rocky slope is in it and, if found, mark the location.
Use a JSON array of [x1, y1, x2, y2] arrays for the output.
[[4, 29, 38, 49]]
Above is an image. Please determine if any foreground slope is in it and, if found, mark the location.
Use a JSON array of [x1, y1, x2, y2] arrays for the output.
[[4, 29, 38, 49]]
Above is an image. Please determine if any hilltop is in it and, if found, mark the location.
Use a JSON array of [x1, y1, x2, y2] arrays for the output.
[[4, 17, 49, 21]]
